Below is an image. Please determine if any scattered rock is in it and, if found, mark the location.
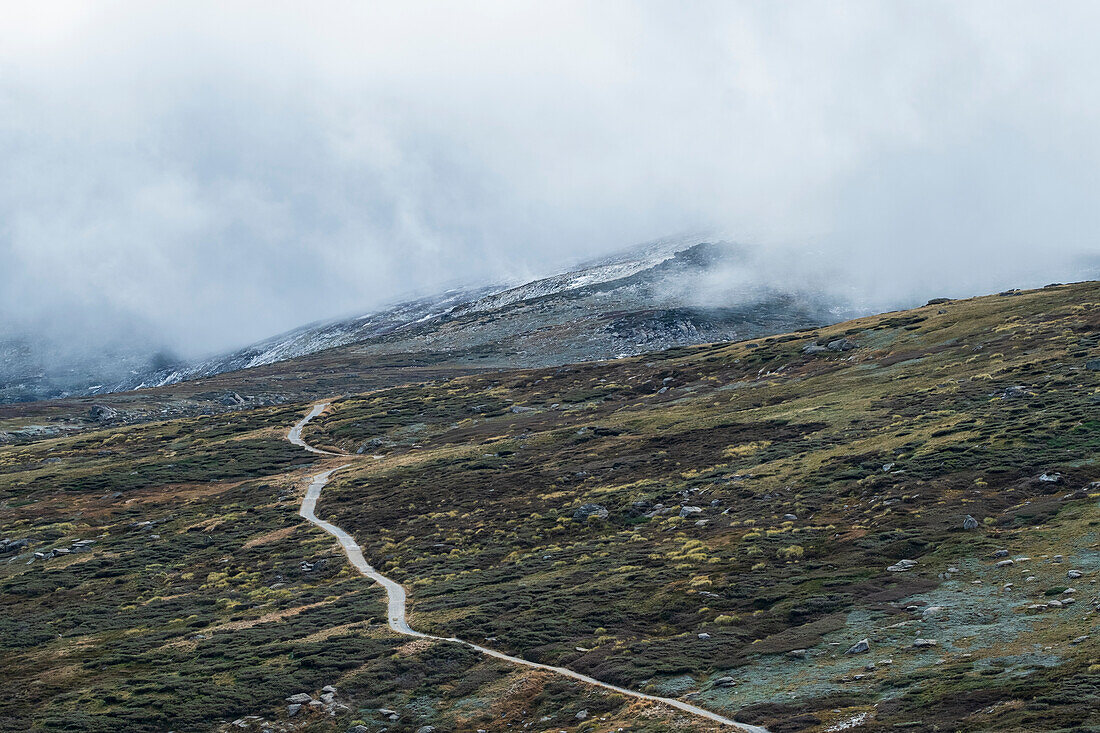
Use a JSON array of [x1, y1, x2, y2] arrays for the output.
[[510, 405, 535, 413], [698, 632, 711, 639], [713, 676, 737, 687], [1086, 358, 1100, 371], [963, 515, 979, 530], [802, 343, 828, 355], [1067, 570, 1083, 579], [913, 639, 938, 648], [321, 685, 337, 694], [347, 727, 369, 733], [287, 704, 302, 717], [285, 693, 313, 704], [416, 727, 436, 733], [680, 506, 703, 518], [1002, 385, 1032, 399], [1038, 472, 1064, 484], [846, 639, 871, 654], [572, 503, 609, 521], [996, 559, 1014, 567], [783, 513, 798, 521], [576, 710, 589, 720], [992, 549, 1009, 558], [887, 559, 918, 572]]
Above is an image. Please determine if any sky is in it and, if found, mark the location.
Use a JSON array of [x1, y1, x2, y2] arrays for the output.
[[2, 1, 1099, 357]]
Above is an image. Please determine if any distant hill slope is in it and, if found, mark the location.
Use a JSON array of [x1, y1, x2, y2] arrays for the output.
[[0, 236, 848, 403]]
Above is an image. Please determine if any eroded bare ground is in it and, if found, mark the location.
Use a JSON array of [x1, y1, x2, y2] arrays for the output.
[[2, 282, 1099, 732]]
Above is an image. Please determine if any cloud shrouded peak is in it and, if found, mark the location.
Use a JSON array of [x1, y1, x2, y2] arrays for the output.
[[2, 2, 1098, 357]]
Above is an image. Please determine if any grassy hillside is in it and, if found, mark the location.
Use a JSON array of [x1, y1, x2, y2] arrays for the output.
[[2, 282, 1098, 732], [304, 282, 1100, 732]]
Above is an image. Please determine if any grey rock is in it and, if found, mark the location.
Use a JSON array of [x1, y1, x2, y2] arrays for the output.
[[913, 638, 938, 648], [320, 692, 335, 704], [887, 559, 918, 572], [1067, 570, 1083, 579], [783, 513, 798, 521], [575, 710, 588, 720], [322, 685, 337, 693], [218, 391, 246, 405], [510, 405, 535, 413], [992, 549, 1009, 558], [1002, 385, 1031, 399], [963, 515, 979, 530], [287, 704, 302, 716], [996, 559, 1015, 567], [802, 343, 828, 355], [846, 639, 870, 654], [713, 676, 737, 687], [347, 727, 369, 733], [1086, 358, 1100, 371], [698, 632, 711, 639], [416, 727, 436, 733], [89, 404, 118, 422], [0, 538, 29, 554], [285, 693, 313, 704], [1038, 472, 1063, 483], [827, 338, 857, 352], [679, 505, 703, 518], [572, 503, 609, 521]]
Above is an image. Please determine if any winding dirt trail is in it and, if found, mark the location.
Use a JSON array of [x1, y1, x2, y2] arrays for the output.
[[289, 403, 768, 732]]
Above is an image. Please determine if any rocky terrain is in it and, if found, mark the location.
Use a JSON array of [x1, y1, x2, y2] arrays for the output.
[[1, 237, 847, 404], [1, 281, 1098, 732]]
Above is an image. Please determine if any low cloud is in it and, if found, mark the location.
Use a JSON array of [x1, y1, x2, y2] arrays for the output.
[[1, 2, 1098, 357]]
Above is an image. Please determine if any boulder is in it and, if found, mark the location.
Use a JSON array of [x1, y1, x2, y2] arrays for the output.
[[827, 338, 857, 352], [575, 710, 588, 720], [1002, 385, 1031, 399], [416, 727, 436, 733], [89, 404, 118, 422], [846, 639, 870, 654], [887, 559, 917, 572], [963, 515, 979, 530], [802, 343, 828, 355], [1067, 570, 1083, 579], [913, 638, 938, 648], [679, 506, 703, 518], [219, 391, 246, 406], [287, 704, 302, 717], [285, 693, 313, 704], [1038, 472, 1063, 484], [713, 676, 737, 687], [1086, 358, 1100, 371], [572, 503, 609, 521]]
